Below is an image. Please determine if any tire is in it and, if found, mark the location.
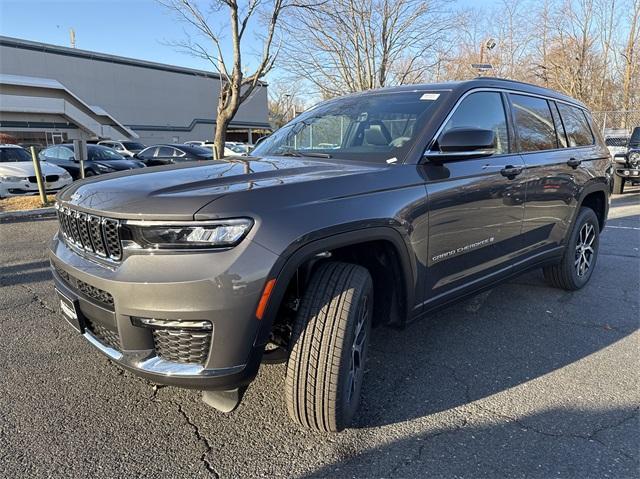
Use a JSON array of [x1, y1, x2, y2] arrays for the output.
[[612, 174, 625, 194], [543, 207, 600, 291], [285, 261, 373, 433], [84, 170, 95, 177]]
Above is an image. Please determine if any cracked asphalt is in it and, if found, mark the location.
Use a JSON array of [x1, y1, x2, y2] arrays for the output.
[[1, 190, 638, 478]]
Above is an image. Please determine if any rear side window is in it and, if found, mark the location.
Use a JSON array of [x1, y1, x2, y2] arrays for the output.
[[556, 103, 594, 147], [157, 146, 174, 156], [442, 91, 509, 154], [510, 94, 558, 152], [549, 102, 568, 148]]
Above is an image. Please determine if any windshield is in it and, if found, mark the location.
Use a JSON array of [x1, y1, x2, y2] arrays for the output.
[[122, 142, 145, 150], [88, 145, 127, 161], [0, 147, 32, 163], [252, 91, 445, 163]]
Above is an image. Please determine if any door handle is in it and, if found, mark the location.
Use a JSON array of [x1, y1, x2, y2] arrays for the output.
[[500, 165, 523, 179], [567, 157, 582, 168]]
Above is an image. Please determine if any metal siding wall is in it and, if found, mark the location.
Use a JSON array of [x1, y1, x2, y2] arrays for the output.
[[0, 43, 269, 143]]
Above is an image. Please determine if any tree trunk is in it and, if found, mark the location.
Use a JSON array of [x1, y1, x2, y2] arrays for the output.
[[214, 116, 231, 159]]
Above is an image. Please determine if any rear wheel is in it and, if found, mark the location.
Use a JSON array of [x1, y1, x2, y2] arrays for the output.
[[285, 261, 373, 433], [84, 170, 95, 177], [612, 174, 625, 194], [543, 207, 600, 290]]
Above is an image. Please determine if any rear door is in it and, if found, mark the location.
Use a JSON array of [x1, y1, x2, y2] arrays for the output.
[[515, 95, 602, 254], [423, 90, 527, 303]]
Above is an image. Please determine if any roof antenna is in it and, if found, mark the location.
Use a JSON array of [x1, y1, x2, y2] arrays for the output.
[[69, 28, 76, 48]]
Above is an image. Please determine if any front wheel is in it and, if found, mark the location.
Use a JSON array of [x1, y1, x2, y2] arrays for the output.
[[285, 261, 373, 433], [543, 207, 600, 290]]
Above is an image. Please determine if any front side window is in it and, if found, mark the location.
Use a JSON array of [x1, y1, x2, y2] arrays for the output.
[[510, 94, 558, 152], [138, 147, 156, 159], [556, 103, 594, 147], [439, 91, 509, 154], [252, 91, 444, 163]]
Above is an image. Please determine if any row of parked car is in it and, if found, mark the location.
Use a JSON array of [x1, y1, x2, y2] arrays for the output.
[[0, 140, 253, 198]]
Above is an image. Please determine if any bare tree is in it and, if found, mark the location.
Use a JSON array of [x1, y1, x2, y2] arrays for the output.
[[279, 0, 459, 98], [158, 0, 314, 158], [268, 83, 307, 128], [621, 0, 640, 114]]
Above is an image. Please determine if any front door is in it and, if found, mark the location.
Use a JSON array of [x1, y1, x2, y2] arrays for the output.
[[422, 91, 527, 305]]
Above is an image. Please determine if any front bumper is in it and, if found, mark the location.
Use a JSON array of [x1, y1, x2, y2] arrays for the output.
[[49, 231, 279, 390], [1, 178, 71, 197], [614, 166, 640, 179]]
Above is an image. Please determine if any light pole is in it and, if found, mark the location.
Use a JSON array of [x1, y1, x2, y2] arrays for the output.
[[474, 38, 497, 76]]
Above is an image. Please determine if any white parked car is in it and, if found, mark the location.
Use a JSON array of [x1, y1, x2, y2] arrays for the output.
[[0, 145, 73, 198], [97, 140, 147, 157], [184, 140, 240, 157]]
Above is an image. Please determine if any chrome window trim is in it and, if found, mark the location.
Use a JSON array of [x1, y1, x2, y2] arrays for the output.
[[425, 87, 594, 157]]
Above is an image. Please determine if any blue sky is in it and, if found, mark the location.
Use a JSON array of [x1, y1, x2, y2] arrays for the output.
[[0, 0, 498, 78]]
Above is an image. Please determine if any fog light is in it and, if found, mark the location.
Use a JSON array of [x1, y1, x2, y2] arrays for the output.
[[624, 170, 630, 176], [131, 317, 212, 330]]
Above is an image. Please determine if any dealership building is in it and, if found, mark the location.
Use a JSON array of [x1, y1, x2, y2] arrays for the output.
[[0, 36, 270, 147]]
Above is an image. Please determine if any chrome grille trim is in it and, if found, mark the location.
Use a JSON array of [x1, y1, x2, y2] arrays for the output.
[[55, 204, 122, 261]]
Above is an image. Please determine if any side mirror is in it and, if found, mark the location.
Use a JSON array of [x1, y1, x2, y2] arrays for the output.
[[613, 153, 627, 164], [427, 128, 496, 160]]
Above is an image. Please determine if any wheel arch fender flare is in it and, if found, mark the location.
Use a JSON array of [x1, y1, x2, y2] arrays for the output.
[[570, 181, 610, 236], [254, 226, 417, 347]]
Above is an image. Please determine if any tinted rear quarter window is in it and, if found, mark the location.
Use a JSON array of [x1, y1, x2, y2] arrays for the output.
[[510, 94, 558, 151], [556, 103, 594, 147], [441, 91, 509, 154]]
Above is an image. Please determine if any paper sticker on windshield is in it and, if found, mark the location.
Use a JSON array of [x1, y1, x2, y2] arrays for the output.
[[420, 93, 440, 101]]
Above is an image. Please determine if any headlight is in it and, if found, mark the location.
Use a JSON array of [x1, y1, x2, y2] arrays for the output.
[[124, 218, 253, 249], [61, 171, 72, 178], [629, 152, 640, 167], [95, 163, 115, 172], [0, 176, 26, 182]]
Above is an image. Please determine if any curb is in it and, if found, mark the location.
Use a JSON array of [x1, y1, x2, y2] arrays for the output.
[[0, 207, 56, 220]]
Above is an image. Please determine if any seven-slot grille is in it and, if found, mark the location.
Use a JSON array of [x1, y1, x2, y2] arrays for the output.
[[56, 204, 122, 260]]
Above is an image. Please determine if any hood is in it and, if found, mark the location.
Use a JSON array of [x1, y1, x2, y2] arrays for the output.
[[0, 161, 68, 177], [57, 156, 381, 220]]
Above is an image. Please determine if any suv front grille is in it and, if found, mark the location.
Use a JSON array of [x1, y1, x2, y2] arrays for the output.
[[86, 318, 120, 351], [152, 329, 212, 365], [56, 204, 122, 260], [53, 264, 114, 310]]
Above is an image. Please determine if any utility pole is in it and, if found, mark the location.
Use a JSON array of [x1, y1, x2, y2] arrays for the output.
[[70, 28, 76, 48]]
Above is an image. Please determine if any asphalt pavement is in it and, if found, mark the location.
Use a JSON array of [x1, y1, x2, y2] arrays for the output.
[[1, 190, 638, 478]]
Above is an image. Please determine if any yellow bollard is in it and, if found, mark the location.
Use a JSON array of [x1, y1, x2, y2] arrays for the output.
[[30, 146, 47, 206]]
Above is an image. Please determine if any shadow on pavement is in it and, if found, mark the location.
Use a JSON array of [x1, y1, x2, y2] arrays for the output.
[[0, 259, 51, 287], [350, 266, 637, 430], [305, 406, 639, 478]]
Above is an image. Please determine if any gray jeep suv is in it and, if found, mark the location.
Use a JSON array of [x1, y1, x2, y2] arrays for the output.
[[50, 78, 610, 432]]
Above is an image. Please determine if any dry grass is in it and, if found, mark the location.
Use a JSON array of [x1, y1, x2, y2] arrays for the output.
[[0, 195, 56, 212]]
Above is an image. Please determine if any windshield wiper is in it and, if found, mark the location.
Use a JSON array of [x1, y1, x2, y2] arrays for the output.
[[278, 148, 332, 158]]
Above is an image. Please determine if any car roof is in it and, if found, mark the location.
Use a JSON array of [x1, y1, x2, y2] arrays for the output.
[[338, 77, 588, 110], [0, 144, 23, 148]]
